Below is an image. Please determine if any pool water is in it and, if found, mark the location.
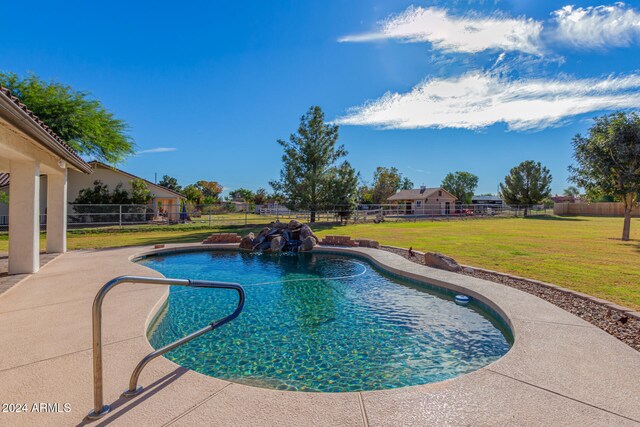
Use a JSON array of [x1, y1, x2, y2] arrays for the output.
[[140, 251, 512, 392]]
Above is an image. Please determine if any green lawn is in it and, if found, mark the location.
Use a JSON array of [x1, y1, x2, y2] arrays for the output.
[[1, 215, 638, 310]]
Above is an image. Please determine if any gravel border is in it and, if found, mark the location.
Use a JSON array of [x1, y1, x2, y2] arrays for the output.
[[381, 245, 640, 352]]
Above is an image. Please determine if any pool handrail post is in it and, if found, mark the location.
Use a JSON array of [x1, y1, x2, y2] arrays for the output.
[[87, 275, 244, 420]]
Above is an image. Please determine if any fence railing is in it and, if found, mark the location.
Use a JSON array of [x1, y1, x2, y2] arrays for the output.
[[0, 203, 550, 229]]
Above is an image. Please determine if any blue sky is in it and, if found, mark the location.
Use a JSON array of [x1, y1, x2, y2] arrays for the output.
[[3, 1, 640, 195]]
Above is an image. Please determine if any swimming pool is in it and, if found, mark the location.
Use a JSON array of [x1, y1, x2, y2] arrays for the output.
[[140, 250, 512, 392]]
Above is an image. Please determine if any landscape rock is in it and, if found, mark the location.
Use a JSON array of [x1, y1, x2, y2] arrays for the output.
[[300, 236, 316, 251], [463, 267, 474, 274], [424, 252, 462, 272], [300, 224, 319, 244], [270, 236, 285, 252], [239, 233, 255, 250], [288, 219, 302, 229]]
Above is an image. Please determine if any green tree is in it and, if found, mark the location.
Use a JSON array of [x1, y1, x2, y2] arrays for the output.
[[569, 112, 640, 241], [400, 177, 414, 190], [326, 161, 360, 222], [270, 106, 355, 222], [441, 171, 479, 204], [371, 167, 403, 204], [563, 186, 580, 197], [158, 175, 182, 192], [196, 180, 223, 201], [0, 191, 7, 204], [130, 179, 152, 204], [229, 188, 255, 202], [254, 188, 268, 205], [182, 184, 203, 204], [499, 161, 552, 216], [0, 72, 133, 163]]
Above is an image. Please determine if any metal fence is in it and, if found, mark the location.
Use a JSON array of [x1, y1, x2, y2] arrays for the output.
[[0, 203, 550, 229]]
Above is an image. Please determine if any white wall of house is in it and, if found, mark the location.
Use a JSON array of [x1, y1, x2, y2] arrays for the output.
[[67, 165, 181, 203]]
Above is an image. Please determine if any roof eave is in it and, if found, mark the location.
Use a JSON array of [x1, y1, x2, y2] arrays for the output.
[[0, 92, 93, 174]]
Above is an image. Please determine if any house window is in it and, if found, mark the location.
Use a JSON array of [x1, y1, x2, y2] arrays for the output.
[[416, 201, 422, 208], [438, 190, 442, 196]]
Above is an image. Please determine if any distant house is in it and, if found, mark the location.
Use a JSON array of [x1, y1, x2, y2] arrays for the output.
[[472, 195, 504, 206], [386, 187, 457, 215], [0, 161, 186, 222]]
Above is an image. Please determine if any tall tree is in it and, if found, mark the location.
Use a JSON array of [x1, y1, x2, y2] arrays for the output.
[[371, 167, 403, 204], [270, 106, 356, 222], [400, 177, 414, 190], [499, 161, 552, 216], [158, 175, 182, 192], [326, 161, 360, 222], [0, 72, 133, 163], [182, 184, 203, 204], [196, 180, 223, 201], [569, 112, 640, 241], [254, 188, 268, 205], [563, 186, 580, 197], [229, 188, 255, 202], [441, 171, 479, 204]]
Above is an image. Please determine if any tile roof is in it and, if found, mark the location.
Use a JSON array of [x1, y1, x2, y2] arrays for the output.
[[0, 86, 91, 171]]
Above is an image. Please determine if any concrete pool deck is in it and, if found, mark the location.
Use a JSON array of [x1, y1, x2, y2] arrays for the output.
[[0, 243, 638, 426]]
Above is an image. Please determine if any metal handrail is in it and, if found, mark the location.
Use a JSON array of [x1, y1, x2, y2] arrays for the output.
[[87, 275, 245, 420]]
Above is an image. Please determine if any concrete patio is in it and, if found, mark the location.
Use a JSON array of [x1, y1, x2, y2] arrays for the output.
[[0, 244, 638, 426]]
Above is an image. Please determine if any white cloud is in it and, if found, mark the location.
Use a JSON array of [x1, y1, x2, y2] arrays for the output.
[[136, 147, 178, 154], [339, 6, 543, 54], [335, 72, 640, 131], [552, 3, 640, 49]]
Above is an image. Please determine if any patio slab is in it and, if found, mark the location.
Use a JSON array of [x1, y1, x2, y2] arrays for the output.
[[0, 243, 637, 426]]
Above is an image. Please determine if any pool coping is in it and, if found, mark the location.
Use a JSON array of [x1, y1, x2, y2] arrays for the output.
[[0, 243, 638, 426]]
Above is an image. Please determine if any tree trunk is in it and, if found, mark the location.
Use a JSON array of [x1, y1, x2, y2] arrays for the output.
[[310, 210, 316, 223], [622, 209, 631, 241], [621, 193, 633, 241], [523, 206, 529, 217]]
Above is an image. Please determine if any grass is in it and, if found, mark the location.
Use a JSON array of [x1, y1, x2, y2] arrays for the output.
[[0, 215, 638, 310]]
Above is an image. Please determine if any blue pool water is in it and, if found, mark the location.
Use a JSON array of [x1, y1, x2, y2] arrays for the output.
[[140, 250, 512, 392]]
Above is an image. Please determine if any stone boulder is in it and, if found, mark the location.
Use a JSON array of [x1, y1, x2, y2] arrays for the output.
[[300, 236, 316, 252], [270, 236, 286, 252], [424, 252, 462, 272], [299, 224, 319, 244], [239, 233, 255, 250], [288, 219, 302, 230]]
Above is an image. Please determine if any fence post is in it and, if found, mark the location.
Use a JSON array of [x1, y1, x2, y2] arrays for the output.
[[119, 205, 122, 227]]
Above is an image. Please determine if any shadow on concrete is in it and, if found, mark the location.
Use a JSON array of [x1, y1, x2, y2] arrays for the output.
[[77, 367, 190, 426]]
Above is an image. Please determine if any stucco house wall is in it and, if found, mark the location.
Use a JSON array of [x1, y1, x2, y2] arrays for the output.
[[386, 188, 457, 215], [0, 162, 185, 220]]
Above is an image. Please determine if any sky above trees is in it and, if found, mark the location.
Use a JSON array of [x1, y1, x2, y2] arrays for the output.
[[2, 1, 639, 195]]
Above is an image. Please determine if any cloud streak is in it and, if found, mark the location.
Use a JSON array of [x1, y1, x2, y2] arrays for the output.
[[340, 4, 640, 54], [136, 147, 178, 154], [339, 6, 543, 54], [552, 3, 640, 49], [335, 72, 640, 131]]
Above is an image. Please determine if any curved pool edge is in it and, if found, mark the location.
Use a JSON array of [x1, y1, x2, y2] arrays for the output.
[[118, 243, 640, 425], [127, 243, 549, 393]]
